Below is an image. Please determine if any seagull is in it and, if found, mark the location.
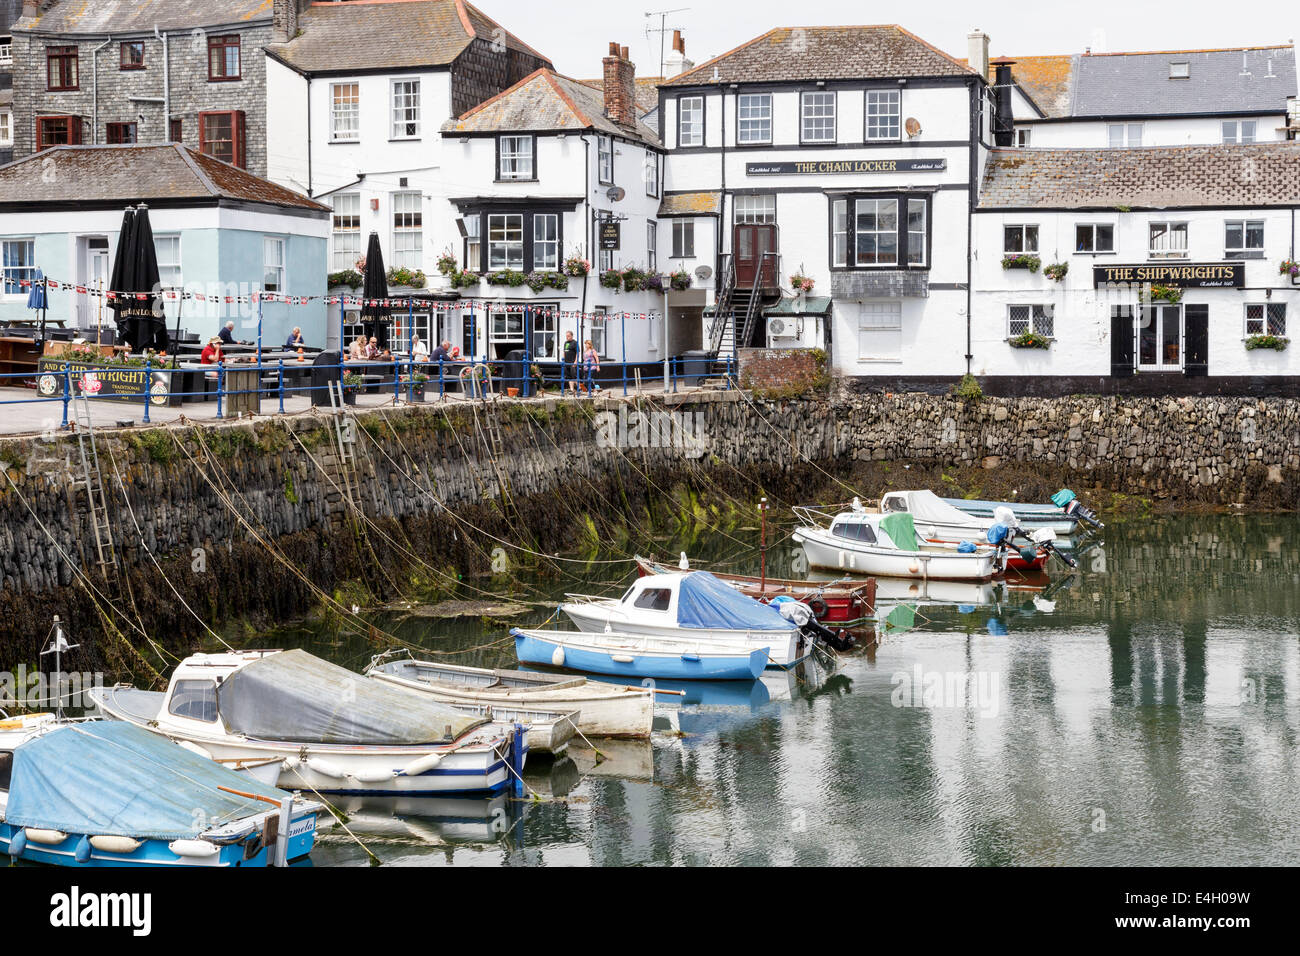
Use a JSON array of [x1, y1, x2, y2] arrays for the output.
[[679, 552, 690, 570]]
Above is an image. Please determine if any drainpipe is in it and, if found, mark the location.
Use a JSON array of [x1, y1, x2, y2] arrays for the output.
[[965, 76, 978, 376], [716, 82, 727, 298], [581, 134, 591, 316], [90, 37, 113, 144], [154, 27, 169, 141], [306, 75, 313, 194]]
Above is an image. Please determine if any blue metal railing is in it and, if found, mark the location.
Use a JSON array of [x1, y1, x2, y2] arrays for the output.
[[0, 353, 737, 428]]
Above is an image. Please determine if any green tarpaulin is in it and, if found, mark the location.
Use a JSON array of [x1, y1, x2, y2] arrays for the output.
[[878, 512, 917, 550]]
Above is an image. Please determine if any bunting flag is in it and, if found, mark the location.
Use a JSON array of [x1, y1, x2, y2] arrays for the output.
[[17, 278, 662, 322]]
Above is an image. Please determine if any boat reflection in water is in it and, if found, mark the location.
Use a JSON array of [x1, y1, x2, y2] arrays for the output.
[[318, 793, 522, 851]]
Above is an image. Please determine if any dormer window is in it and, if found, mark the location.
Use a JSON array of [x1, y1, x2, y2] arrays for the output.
[[1169, 61, 1190, 79]]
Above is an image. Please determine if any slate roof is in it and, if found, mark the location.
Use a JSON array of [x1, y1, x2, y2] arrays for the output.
[[661, 25, 975, 86], [266, 0, 549, 74], [442, 69, 660, 146], [0, 144, 329, 211], [659, 191, 722, 216], [978, 143, 1300, 209], [576, 77, 661, 118], [15, 0, 272, 33]]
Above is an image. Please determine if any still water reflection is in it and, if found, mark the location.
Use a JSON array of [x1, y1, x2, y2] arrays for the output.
[[278, 515, 1300, 866]]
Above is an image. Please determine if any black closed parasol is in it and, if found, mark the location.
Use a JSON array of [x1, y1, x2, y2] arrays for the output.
[[360, 232, 391, 350], [108, 204, 166, 353]]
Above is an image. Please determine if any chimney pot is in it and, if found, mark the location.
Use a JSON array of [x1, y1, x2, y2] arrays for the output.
[[621, 46, 630, 60], [673, 30, 684, 54], [603, 41, 637, 128], [609, 41, 620, 56]]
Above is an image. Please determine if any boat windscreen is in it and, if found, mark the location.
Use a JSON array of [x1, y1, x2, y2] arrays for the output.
[[217, 649, 488, 745]]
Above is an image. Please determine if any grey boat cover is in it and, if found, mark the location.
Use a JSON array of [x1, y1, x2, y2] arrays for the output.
[[217, 649, 487, 745]]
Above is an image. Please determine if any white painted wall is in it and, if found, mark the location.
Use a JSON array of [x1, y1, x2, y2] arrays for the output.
[[1013, 114, 1289, 148]]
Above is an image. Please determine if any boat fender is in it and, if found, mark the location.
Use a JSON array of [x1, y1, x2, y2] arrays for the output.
[[280, 756, 301, 772], [25, 828, 69, 846], [178, 740, 212, 760], [349, 767, 398, 784], [680, 653, 701, 663], [986, 523, 1011, 546], [957, 541, 976, 554], [89, 835, 143, 855], [1019, 546, 1038, 564], [908, 563, 920, 575], [551, 645, 566, 668], [610, 654, 635, 664], [401, 752, 444, 777], [74, 835, 92, 864], [806, 598, 829, 621], [304, 756, 349, 780], [169, 839, 220, 859], [9, 828, 27, 858]]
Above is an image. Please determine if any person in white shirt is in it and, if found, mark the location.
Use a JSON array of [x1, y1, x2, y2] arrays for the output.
[[412, 335, 430, 365]]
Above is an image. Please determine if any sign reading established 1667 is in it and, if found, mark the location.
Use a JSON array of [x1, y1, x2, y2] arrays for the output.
[[1093, 262, 1245, 288], [746, 158, 947, 176]]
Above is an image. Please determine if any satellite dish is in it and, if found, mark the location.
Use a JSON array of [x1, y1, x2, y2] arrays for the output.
[[905, 117, 922, 137], [606, 186, 626, 202], [694, 265, 713, 280]]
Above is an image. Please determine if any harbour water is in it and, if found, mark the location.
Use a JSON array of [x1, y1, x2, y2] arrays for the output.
[[274, 514, 1300, 867]]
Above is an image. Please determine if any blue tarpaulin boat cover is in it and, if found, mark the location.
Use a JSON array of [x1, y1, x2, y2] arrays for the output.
[[4, 721, 287, 841], [675, 572, 795, 631]]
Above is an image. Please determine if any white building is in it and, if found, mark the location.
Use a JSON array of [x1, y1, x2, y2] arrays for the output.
[[657, 25, 992, 380]]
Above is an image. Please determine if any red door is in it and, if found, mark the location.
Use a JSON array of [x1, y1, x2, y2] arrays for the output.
[[734, 224, 778, 289]]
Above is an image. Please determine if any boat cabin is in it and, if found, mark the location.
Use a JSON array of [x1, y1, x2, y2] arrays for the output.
[[618, 574, 685, 616], [830, 512, 881, 544], [157, 650, 277, 732]]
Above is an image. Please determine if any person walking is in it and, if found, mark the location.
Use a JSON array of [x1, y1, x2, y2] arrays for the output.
[[582, 339, 600, 396], [562, 331, 579, 396]]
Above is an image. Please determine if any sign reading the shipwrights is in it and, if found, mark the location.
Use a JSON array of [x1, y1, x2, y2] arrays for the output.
[[746, 159, 947, 176], [1093, 263, 1244, 288]]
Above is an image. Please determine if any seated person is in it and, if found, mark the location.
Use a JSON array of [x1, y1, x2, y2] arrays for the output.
[[285, 327, 306, 349], [365, 337, 382, 360], [218, 322, 238, 345], [200, 337, 223, 365], [430, 340, 454, 363], [349, 336, 367, 361]]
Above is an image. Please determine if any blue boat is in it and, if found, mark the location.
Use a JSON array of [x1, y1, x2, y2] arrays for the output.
[[512, 628, 768, 681], [0, 721, 320, 868]]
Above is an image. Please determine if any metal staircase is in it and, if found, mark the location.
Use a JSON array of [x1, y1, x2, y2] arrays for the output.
[[706, 254, 737, 355]]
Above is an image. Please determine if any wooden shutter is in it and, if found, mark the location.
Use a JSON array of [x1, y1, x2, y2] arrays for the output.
[[1184, 304, 1209, 377], [234, 110, 246, 169], [1109, 306, 1134, 377]]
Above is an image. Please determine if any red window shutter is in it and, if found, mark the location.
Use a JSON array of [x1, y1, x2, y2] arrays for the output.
[[235, 110, 246, 168], [71, 117, 82, 145]]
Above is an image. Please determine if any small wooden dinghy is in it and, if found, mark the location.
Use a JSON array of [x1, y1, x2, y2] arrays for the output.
[[365, 654, 655, 739], [512, 628, 768, 681]]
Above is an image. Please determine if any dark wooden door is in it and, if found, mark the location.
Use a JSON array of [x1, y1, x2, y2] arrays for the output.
[[735, 224, 779, 289]]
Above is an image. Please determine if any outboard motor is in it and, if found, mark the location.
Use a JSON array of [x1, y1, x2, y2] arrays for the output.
[[776, 596, 855, 652], [1052, 489, 1104, 530]]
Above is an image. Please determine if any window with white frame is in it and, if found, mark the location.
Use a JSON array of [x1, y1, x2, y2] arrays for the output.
[[737, 93, 772, 144], [1225, 219, 1264, 257], [644, 151, 659, 197], [865, 90, 901, 141], [598, 135, 613, 184], [1008, 304, 1054, 337], [330, 83, 359, 142], [1076, 223, 1115, 253], [1138, 304, 1183, 369], [832, 200, 848, 267], [1245, 303, 1286, 337], [1222, 119, 1257, 144], [155, 234, 182, 319], [801, 91, 836, 143], [647, 220, 657, 272], [262, 237, 285, 293], [906, 199, 927, 267], [490, 309, 524, 343], [0, 36, 11, 66], [1107, 123, 1142, 147], [590, 307, 608, 358], [464, 215, 481, 272], [391, 191, 422, 269], [532, 305, 558, 359], [857, 302, 901, 361], [734, 194, 776, 224], [498, 135, 535, 181], [855, 199, 898, 266], [0, 109, 11, 146], [598, 248, 613, 273], [331, 193, 361, 271], [678, 96, 704, 147], [2, 239, 35, 295], [1004, 224, 1039, 254], [391, 79, 420, 139], [488, 213, 524, 270], [533, 214, 559, 271], [1149, 221, 1188, 259], [672, 220, 695, 258], [1015, 128, 1031, 148], [1169, 61, 1190, 79]]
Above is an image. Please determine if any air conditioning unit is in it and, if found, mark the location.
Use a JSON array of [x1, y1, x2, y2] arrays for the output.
[[767, 317, 796, 340]]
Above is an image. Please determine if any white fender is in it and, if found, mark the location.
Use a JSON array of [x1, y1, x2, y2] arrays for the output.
[[280, 756, 301, 772], [550, 645, 565, 667], [177, 740, 212, 760], [89, 835, 144, 855], [401, 752, 444, 776], [304, 756, 349, 780], [349, 767, 397, 784], [610, 655, 634, 664], [168, 839, 220, 859], [24, 828, 68, 846]]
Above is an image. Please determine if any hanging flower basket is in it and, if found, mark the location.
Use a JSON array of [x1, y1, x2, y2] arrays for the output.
[[600, 269, 623, 291], [1043, 262, 1069, 282], [564, 255, 591, 278], [436, 250, 459, 276], [669, 269, 692, 291], [1001, 254, 1042, 272], [621, 267, 648, 292], [1145, 284, 1183, 304], [1278, 259, 1299, 280]]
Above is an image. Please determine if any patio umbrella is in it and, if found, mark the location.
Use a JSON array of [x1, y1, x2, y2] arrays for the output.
[[360, 232, 391, 350], [26, 268, 48, 345], [107, 206, 138, 346], [131, 204, 166, 354], [107, 204, 164, 353]]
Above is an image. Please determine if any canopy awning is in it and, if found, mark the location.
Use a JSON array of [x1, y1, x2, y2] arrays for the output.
[[763, 296, 832, 317]]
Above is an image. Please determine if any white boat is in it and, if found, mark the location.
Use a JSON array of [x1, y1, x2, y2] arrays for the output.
[[513, 628, 770, 681], [433, 699, 579, 756], [88, 649, 528, 797], [881, 490, 1077, 539], [793, 505, 1002, 582], [364, 653, 655, 739], [560, 570, 812, 667]]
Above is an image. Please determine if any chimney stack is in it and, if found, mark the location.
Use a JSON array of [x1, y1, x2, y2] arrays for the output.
[[22, 0, 40, 19], [603, 41, 637, 128], [272, 0, 302, 44], [967, 30, 990, 81], [665, 29, 695, 78]]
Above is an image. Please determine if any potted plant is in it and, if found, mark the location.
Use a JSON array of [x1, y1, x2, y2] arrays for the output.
[[1001, 254, 1042, 272], [450, 269, 481, 290], [401, 371, 430, 402], [564, 254, 591, 278], [341, 371, 362, 405], [328, 269, 363, 290], [670, 269, 693, 291], [525, 271, 549, 294], [386, 265, 427, 289], [621, 266, 648, 292], [1245, 334, 1289, 352], [1278, 259, 1299, 281], [1009, 331, 1052, 349], [644, 272, 666, 294], [600, 269, 623, 292], [1043, 262, 1069, 282], [546, 271, 570, 291]]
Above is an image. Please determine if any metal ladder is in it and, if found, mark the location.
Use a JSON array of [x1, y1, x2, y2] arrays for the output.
[[70, 396, 117, 581], [477, 406, 518, 523]]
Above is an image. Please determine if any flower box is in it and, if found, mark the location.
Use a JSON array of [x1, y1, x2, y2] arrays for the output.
[[1245, 334, 1289, 352], [1001, 254, 1042, 272], [1008, 332, 1052, 350]]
